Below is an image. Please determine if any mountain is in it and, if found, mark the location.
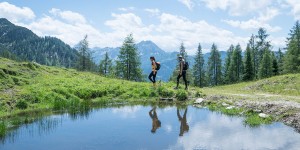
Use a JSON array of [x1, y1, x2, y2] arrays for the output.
[[0, 18, 78, 68], [92, 40, 227, 81]]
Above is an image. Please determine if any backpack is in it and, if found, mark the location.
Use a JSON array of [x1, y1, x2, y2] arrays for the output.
[[183, 61, 189, 70], [155, 62, 161, 70]]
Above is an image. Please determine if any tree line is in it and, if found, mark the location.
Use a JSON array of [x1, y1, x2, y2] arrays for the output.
[[191, 21, 300, 87], [79, 21, 300, 85]]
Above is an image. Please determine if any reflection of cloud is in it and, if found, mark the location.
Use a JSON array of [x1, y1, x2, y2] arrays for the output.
[[164, 124, 173, 133], [170, 112, 300, 150], [112, 106, 142, 118]]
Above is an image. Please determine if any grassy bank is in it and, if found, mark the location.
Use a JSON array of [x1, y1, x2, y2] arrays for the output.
[[0, 57, 195, 118], [202, 74, 300, 102]]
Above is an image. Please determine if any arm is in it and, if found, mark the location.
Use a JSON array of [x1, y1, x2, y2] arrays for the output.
[[179, 61, 183, 75]]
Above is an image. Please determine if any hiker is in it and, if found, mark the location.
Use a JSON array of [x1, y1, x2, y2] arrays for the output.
[[174, 55, 188, 90], [177, 108, 189, 136], [149, 107, 161, 133], [148, 56, 157, 86]]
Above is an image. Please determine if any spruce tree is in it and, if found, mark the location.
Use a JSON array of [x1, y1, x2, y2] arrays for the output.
[[258, 50, 273, 79], [277, 48, 284, 74], [271, 52, 279, 76], [207, 44, 222, 86], [256, 28, 271, 64], [243, 44, 254, 81], [116, 34, 142, 81], [228, 44, 243, 83], [283, 21, 300, 73], [76, 35, 94, 71], [224, 45, 234, 84], [249, 34, 259, 79], [193, 43, 205, 87], [99, 52, 113, 76]]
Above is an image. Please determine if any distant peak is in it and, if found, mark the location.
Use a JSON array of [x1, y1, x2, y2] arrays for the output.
[[0, 18, 14, 26]]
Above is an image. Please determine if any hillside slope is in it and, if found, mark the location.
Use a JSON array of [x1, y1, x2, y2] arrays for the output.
[[0, 57, 192, 117]]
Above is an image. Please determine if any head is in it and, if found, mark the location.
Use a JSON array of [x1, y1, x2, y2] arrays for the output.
[[150, 56, 155, 61]]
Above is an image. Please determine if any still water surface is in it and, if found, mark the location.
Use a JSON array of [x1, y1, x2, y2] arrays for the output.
[[1, 105, 300, 150]]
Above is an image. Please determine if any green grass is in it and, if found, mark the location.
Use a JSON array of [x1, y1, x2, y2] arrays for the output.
[[0, 57, 193, 118], [206, 100, 274, 127]]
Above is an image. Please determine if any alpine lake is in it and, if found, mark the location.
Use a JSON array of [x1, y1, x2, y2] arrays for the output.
[[1, 103, 300, 150]]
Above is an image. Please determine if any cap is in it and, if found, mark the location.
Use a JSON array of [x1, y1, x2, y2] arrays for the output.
[[178, 55, 183, 58]]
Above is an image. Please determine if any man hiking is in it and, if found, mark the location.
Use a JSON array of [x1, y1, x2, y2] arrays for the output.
[[148, 56, 157, 86], [174, 55, 188, 90]]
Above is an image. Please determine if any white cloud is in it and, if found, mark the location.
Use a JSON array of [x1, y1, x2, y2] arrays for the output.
[[178, 0, 194, 10], [0, 2, 35, 23], [118, 7, 135, 12], [286, 0, 300, 20], [144, 8, 161, 16], [201, 0, 272, 16], [223, 7, 281, 32], [49, 8, 87, 24]]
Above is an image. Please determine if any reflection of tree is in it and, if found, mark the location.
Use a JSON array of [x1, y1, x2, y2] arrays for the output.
[[177, 108, 189, 136], [149, 107, 161, 133]]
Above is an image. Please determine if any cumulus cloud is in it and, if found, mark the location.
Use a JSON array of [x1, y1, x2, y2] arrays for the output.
[[201, 0, 272, 16], [0, 2, 35, 23], [118, 7, 135, 12], [144, 8, 161, 16], [286, 0, 300, 20], [178, 0, 194, 10], [49, 8, 87, 24], [222, 7, 281, 32]]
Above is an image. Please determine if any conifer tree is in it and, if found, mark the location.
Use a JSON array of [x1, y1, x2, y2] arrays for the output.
[[116, 34, 142, 81], [76, 35, 94, 71], [248, 34, 259, 79], [271, 52, 279, 76], [277, 48, 284, 74], [283, 21, 300, 73], [258, 50, 273, 79], [243, 44, 254, 81], [99, 52, 113, 76], [224, 45, 234, 84], [207, 44, 222, 86], [193, 43, 205, 87]]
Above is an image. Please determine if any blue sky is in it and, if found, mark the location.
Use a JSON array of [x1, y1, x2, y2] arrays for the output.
[[1, 0, 299, 54]]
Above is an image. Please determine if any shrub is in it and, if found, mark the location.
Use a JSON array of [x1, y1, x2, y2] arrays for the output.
[[157, 86, 174, 97], [16, 100, 28, 109], [176, 90, 188, 101]]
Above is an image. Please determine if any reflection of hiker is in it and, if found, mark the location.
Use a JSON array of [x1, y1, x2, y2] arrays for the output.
[[149, 107, 161, 133], [174, 55, 188, 90], [177, 108, 189, 136], [148, 56, 157, 86]]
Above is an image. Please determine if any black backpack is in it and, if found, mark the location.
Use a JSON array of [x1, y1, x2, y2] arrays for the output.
[[156, 62, 161, 70], [183, 61, 189, 70]]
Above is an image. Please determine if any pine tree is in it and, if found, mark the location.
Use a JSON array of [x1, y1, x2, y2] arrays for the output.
[[283, 21, 300, 73], [224, 45, 234, 84], [193, 43, 205, 87], [256, 28, 271, 65], [227, 44, 243, 83], [76, 35, 94, 71], [99, 52, 113, 76], [271, 52, 279, 76], [249, 34, 259, 79], [243, 44, 254, 81], [258, 50, 273, 79], [277, 48, 284, 74], [116, 34, 142, 81], [207, 44, 222, 86]]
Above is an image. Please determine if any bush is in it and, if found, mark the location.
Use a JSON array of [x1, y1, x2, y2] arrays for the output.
[[195, 90, 203, 97], [0, 122, 6, 138], [16, 100, 28, 109], [176, 90, 188, 101], [157, 86, 174, 97]]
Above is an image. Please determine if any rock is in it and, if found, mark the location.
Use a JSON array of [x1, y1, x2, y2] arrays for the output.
[[259, 113, 269, 118], [222, 102, 229, 107], [194, 98, 204, 104], [254, 109, 262, 113], [226, 106, 235, 110]]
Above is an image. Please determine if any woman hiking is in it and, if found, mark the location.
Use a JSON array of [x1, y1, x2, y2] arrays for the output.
[[148, 56, 157, 86]]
